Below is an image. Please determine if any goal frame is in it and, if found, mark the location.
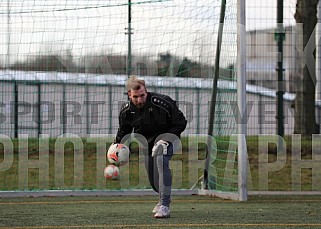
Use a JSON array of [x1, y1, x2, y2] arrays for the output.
[[0, 0, 247, 201], [199, 0, 247, 201]]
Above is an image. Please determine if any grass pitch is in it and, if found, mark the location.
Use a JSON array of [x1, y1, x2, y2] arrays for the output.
[[0, 136, 320, 228], [0, 195, 321, 229]]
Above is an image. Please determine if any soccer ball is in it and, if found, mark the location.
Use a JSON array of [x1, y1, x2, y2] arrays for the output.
[[107, 143, 130, 166], [103, 165, 119, 180]]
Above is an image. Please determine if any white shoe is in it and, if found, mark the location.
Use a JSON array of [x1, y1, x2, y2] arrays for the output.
[[152, 202, 161, 213], [154, 205, 170, 218]]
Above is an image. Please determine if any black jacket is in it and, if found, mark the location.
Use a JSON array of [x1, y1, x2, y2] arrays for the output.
[[115, 92, 187, 153]]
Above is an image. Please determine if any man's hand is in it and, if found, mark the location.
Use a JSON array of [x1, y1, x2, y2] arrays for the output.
[[152, 140, 169, 157]]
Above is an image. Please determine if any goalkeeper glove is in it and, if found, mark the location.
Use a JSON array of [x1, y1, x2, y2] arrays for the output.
[[152, 140, 169, 157]]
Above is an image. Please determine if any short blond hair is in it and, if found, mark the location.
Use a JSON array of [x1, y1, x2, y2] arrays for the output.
[[126, 75, 146, 92]]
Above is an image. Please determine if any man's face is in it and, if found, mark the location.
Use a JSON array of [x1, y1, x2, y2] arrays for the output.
[[128, 87, 147, 108]]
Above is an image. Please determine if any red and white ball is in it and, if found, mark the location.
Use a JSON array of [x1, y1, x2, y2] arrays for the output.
[[107, 143, 130, 166], [103, 165, 119, 180]]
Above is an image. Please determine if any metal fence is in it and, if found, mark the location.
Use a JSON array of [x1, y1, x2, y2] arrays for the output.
[[0, 71, 319, 138]]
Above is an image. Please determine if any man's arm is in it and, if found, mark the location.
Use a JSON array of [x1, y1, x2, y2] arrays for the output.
[[114, 102, 133, 143], [151, 94, 187, 137], [167, 100, 187, 137]]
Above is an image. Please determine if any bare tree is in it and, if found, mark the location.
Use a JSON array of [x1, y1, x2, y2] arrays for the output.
[[294, 0, 319, 135]]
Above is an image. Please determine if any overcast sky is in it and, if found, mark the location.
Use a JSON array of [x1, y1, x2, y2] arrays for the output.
[[246, 0, 296, 30], [0, 0, 297, 66]]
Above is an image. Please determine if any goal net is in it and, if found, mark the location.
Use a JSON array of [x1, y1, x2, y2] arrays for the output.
[[0, 0, 245, 199]]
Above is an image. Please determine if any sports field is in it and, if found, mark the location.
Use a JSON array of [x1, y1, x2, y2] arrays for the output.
[[0, 194, 320, 229]]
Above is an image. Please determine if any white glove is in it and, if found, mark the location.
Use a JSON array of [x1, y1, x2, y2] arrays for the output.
[[152, 140, 169, 157]]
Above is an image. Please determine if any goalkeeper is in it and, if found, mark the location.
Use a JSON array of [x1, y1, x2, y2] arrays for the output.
[[114, 75, 187, 218]]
